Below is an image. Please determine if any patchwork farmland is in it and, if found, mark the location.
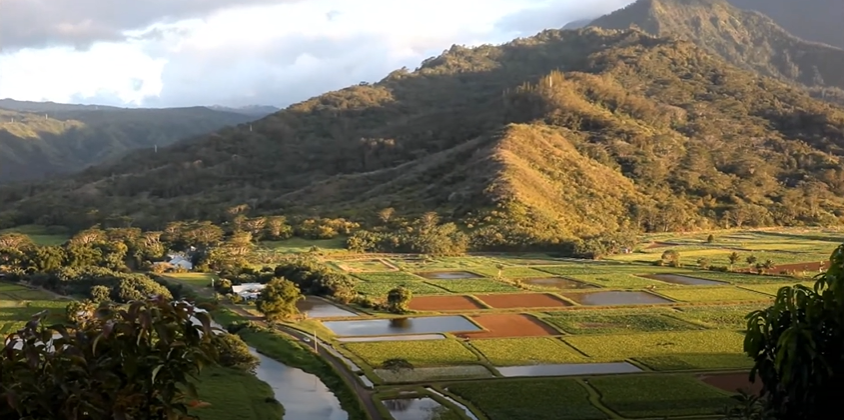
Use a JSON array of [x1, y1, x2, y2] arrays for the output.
[[259, 228, 841, 420]]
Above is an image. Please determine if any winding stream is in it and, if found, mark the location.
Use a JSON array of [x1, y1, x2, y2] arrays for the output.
[[207, 318, 348, 420]]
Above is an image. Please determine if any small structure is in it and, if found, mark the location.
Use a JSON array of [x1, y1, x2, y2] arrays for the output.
[[232, 283, 266, 301], [153, 254, 193, 271]]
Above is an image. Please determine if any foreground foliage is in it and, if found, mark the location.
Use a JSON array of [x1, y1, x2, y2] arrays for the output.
[[744, 244, 844, 418], [0, 297, 219, 419]]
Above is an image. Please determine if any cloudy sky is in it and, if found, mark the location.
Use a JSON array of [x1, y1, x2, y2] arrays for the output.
[[0, 0, 634, 108]]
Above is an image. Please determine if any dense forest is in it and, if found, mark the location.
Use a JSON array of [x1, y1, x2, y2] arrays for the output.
[[0, 1, 843, 250], [0, 103, 257, 182], [725, 0, 843, 49]]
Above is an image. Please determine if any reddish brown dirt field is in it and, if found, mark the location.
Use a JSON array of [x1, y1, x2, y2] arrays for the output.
[[408, 295, 484, 311], [699, 372, 762, 395], [475, 293, 571, 309], [737, 261, 827, 274], [458, 314, 557, 338]]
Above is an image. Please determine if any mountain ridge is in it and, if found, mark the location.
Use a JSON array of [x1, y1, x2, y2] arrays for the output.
[[0, 106, 256, 183], [2, 27, 843, 247], [588, 0, 844, 101]]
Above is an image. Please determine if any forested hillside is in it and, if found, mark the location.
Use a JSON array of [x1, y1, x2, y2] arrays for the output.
[[589, 0, 844, 103], [1, 27, 843, 248], [0, 105, 255, 182]]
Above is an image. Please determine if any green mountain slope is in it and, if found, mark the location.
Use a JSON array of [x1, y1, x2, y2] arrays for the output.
[[0, 105, 256, 183], [589, 0, 844, 102], [2, 28, 844, 245], [726, 0, 843, 49]]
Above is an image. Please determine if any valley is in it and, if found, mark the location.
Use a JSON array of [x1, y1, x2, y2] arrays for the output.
[[1, 0, 842, 418]]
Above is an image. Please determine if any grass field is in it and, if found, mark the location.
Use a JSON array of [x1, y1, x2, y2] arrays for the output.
[[192, 367, 283, 420], [162, 272, 219, 289], [654, 287, 771, 302]]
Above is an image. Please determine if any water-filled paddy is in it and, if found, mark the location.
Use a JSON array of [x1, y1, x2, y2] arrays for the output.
[[522, 277, 597, 289], [336, 334, 446, 342], [323, 316, 480, 336], [496, 362, 642, 378], [645, 274, 725, 286], [382, 397, 449, 420], [563, 291, 672, 306], [297, 297, 358, 318]]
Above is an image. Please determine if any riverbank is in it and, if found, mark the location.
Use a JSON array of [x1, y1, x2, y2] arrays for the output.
[[215, 307, 369, 420], [192, 366, 284, 420]]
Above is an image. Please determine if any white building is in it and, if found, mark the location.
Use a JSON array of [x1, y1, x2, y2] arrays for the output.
[[231, 283, 266, 300], [153, 254, 193, 271]]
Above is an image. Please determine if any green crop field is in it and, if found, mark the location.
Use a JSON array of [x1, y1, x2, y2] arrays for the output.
[[336, 259, 395, 272], [424, 279, 522, 293], [564, 330, 749, 370], [671, 305, 760, 329], [163, 272, 218, 288], [686, 271, 805, 284], [542, 310, 699, 335], [449, 378, 607, 420], [354, 280, 447, 296], [739, 282, 817, 295], [470, 338, 587, 366], [654, 287, 771, 302], [0, 225, 70, 246], [588, 375, 734, 418], [343, 339, 480, 367], [387, 256, 502, 271], [374, 365, 494, 383]]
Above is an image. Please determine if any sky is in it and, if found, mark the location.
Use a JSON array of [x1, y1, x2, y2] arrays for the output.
[[0, 0, 634, 108]]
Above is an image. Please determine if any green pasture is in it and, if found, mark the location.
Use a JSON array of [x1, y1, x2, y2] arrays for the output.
[[192, 367, 283, 420], [470, 266, 558, 278], [0, 283, 69, 334], [259, 237, 348, 254], [162, 272, 219, 289], [387, 256, 503, 271], [739, 282, 817, 295], [354, 280, 447, 296], [425, 279, 522, 294]]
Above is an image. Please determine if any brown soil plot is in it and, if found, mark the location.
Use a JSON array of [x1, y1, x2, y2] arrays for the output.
[[408, 295, 484, 311], [458, 314, 557, 338], [699, 372, 762, 395], [475, 293, 571, 309]]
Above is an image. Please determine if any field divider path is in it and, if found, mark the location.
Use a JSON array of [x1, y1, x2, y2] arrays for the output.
[[577, 379, 622, 419], [163, 276, 383, 420]]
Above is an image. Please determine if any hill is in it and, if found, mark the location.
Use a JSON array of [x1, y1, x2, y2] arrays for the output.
[[1, 28, 844, 246], [589, 0, 844, 102], [0, 104, 256, 183], [726, 0, 843, 49]]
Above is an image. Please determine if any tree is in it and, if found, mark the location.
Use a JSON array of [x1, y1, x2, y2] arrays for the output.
[[381, 358, 414, 373], [387, 287, 412, 314], [744, 244, 844, 419], [706, 234, 715, 243], [728, 252, 740, 268], [0, 297, 219, 419], [256, 277, 303, 321], [746, 255, 758, 266], [214, 333, 259, 373], [697, 257, 710, 269], [377, 207, 395, 225], [660, 250, 680, 267]]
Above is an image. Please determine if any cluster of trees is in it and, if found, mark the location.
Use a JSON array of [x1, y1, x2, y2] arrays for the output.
[[0, 297, 259, 419]]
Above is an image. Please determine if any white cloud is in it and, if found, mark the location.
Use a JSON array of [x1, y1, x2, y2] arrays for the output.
[[0, 0, 634, 108]]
